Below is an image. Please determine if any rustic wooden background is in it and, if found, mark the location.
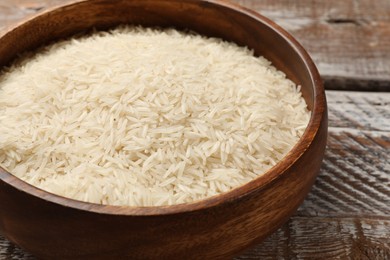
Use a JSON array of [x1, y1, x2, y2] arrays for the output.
[[0, 0, 389, 259]]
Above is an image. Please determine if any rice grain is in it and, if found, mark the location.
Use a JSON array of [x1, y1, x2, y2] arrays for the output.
[[0, 26, 310, 206]]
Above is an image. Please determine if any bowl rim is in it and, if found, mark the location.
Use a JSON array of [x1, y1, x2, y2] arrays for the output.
[[0, 0, 326, 216]]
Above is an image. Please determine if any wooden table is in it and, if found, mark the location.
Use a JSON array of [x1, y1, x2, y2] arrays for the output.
[[1, 1, 389, 259]]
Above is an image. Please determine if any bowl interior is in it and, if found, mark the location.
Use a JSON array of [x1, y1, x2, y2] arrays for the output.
[[0, 0, 323, 214]]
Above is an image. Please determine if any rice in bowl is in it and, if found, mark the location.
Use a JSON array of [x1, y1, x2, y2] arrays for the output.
[[0, 26, 310, 206]]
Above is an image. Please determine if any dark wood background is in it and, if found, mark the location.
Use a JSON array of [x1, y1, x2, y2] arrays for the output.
[[0, 0, 389, 259]]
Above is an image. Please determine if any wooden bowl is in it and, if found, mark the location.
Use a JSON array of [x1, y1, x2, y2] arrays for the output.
[[0, 0, 327, 259]]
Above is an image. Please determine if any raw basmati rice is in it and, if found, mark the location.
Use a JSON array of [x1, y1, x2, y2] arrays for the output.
[[0, 26, 310, 206]]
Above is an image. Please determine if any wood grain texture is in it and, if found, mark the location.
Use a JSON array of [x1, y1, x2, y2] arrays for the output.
[[1, 0, 390, 90], [238, 217, 390, 260], [0, 1, 326, 259], [0, 237, 34, 260], [0, 0, 62, 28], [0, 0, 388, 259], [327, 91, 390, 131], [299, 131, 390, 217], [298, 92, 390, 218], [235, 0, 390, 91]]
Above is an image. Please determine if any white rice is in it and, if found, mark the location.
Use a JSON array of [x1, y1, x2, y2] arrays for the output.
[[0, 26, 310, 206]]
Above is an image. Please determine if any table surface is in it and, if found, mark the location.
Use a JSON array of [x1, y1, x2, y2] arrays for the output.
[[0, 0, 389, 259]]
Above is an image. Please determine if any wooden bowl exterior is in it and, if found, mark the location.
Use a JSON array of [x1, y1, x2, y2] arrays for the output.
[[0, 1, 327, 259]]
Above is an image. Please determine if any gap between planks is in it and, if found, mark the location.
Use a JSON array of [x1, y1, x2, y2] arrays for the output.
[[234, 0, 390, 91]]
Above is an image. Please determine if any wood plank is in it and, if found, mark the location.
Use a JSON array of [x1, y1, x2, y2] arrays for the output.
[[237, 217, 390, 259], [235, 0, 390, 91], [0, 0, 56, 28], [296, 92, 390, 218], [0, 236, 34, 259], [298, 130, 390, 217], [327, 91, 390, 131], [1, 0, 390, 90]]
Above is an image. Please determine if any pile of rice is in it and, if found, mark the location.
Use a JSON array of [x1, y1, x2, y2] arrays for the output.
[[0, 27, 310, 206]]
